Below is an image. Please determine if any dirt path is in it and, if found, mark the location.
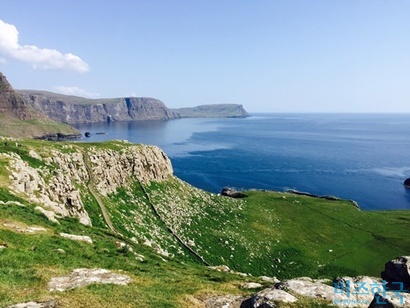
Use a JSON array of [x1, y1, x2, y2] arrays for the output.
[[82, 150, 118, 235]]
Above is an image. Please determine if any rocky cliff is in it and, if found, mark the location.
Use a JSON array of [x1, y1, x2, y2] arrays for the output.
[[17, 90, 251, 124], [0, 72, 81, 139], [2, 140, 173, 226], [18, 90, 180, 124], [0, 73, 37, 121]]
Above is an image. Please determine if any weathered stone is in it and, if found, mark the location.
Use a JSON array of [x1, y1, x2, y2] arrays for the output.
[[258, 276, 280, 284], [7, 300, 57, 308], [8, 152, 91, 226], [333, 276, 382, 307], [368, 292, 410, 307], [89, 145, 173, 195], [60, 233, 93, 244], [381, 256, 410, 291], [241, 282, 263, 289], [204, 295, 246, 308], [48, 268, 132, 291], [242, 287, 297, 307], [208, 265, 231, 272]]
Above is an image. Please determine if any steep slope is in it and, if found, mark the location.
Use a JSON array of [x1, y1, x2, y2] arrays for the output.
[[0, 139, 409, 307], [0, 72, 81, 140], [18, 90, 180, 124]]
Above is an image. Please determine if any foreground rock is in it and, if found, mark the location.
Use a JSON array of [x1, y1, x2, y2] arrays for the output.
[[241, 288, 297, 307], [204, 295, 246, 308], [381, 256, 410, 291], [7, 300, 57, 308], [239, 273, 410, 308], [48, 268, 132, 291]]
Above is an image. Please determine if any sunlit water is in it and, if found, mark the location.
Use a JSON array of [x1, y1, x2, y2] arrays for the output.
[[74, 114, 410, 210]]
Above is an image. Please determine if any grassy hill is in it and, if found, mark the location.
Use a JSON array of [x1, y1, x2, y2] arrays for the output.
[[0, 139, 408, 307]]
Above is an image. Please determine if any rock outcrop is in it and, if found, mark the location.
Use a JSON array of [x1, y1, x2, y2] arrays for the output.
[[404, 178, 410, 188], [18, 90, 180, 124], [48, 268, 132, 291], [5, 150, 91, 226], [88, 144, 173, 195], [381, 256, 410, 291], [3, 142, 173, 225], [0, 72, 36, 121]]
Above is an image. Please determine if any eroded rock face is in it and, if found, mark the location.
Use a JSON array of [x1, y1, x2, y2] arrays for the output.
[[0, 72, 36, 121], [48, 268, 132, 291], [18, 90, 180, 124], [4, 143, 173, 225], [89, 145, 173, 195], [5, 151, 91, 226]]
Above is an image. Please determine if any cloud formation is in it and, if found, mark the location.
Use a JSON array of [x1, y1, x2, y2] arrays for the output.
[[53, 86, 100, 98], [0, 19, 89, 73]]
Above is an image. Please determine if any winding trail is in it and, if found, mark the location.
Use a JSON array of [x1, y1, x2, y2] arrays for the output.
[[78, 146, 208, 264], [82, 150, 118, 235]]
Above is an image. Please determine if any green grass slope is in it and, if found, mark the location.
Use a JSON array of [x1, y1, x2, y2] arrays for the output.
[[0, 139, 408, 307]]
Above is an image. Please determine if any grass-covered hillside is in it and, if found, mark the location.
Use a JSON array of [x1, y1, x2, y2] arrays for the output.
[[0, 138, 408, 307]]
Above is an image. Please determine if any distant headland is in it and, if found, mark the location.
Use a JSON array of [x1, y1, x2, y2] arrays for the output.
[[17, 89, 250, 125]]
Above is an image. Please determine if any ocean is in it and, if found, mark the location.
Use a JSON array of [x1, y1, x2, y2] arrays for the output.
[[74, 113, 410, 210]]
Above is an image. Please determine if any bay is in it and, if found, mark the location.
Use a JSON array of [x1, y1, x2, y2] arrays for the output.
[[74, 113, 410, 210]]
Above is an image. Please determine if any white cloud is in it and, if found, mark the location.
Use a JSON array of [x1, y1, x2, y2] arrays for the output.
[[53, 86, 100, 98], [0, 57, 6, 64], [0, 19, 89, 73]]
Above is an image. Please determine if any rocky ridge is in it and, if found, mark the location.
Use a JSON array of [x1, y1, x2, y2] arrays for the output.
[[2, 141, 173, 226], [18, 90, 180, 124]]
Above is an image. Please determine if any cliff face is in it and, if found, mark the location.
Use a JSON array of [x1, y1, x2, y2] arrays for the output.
[[0, 72, 81, 139], [0, 72, 37, 121], [18, 90, 180, 124], [3, 141, 173, 226]]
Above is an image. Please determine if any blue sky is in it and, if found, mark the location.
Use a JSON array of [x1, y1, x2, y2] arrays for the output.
[[0, 1, 409, 112]]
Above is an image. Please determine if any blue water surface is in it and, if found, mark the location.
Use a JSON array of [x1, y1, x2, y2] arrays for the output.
[[74, 114, 410, 210]]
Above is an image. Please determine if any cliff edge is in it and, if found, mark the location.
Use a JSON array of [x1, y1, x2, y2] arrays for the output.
[[0, 72, 81, 139], [18, 90, 180, 124]]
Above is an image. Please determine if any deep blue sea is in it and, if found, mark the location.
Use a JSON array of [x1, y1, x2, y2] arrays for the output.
[[74, 114, 410, 210]]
